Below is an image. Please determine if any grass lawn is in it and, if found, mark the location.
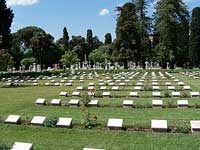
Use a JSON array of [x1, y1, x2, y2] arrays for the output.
[[0, 71, 200, 149]]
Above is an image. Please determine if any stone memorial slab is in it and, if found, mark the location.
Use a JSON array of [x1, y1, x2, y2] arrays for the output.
[[102, 92, 111, 97], [107, 118, 123, 130], [11, 142, 33, 150], [168, 86, 176, 91], [190, 92, 200, 97], [35, 98, 46, 105], [151, 120, 168, 132], [77, 86, 83, 90], [112, 86, 119, 91], [172, 92, 181, 97], [191, 121, 200, 133], [59, 92, 67, 97], [152, 100, 163, 108], [130, 92, 138, 97], [69, 99, 80, 107], [123, 100, 134, 108], [152, 92, 161, 97], [72, 92, 80, 97], [31, 116, 46, 126], [152, 86, 160, 91], [57, 118, 72, 127], [88, 100, 99, 107], [51, 99, 61, 106], [177, 100, 188, 108], [183, 86, 191, 90], [5, 115, 21, 124]]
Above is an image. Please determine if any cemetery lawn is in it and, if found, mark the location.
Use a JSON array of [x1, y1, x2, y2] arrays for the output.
[[0, 73, 200, 149]]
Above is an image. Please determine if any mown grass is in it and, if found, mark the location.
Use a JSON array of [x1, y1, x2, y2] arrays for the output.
[[0, 72, 200, 149]]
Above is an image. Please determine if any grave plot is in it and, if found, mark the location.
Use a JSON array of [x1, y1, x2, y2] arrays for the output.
[[11, 142, 33, 150], [56, 118, 72, 128]]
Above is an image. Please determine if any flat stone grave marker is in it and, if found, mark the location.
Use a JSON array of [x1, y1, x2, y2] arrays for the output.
[[172, 91, 181, 97], [177, 100, 188, 108], [72, 92, 80, 97], [119, 82, 125, 86], [59, 92, 67, 97], [168, 86, 176, 91], [83, 148, 105, 150], [45, 83, 50, 86], [89, 83, 95, 86], [152, 100, 163, 108], [102, 92, 111, 97], [69, 99, 80, 107], [152, 86, 160, 91], [88, 100, 99, 107], [178, 82, 184, 86], [130, 92, 138, 97], [183, 86, 191, 90], [100, 86, 107, 90], [88, 86, 95, 90], [152, 82, 159, 86], [35, 98, 46, 105], [191, 121, 200, 133], [65, 83, 72, 86], [112, 86, 119, 91], [51, 99, 61, 106], [99, 83, 104, 86], [31, 116, 46, 126], [11, 142, 33, 150], [165, 82, 172, 86], [54, 83, 60, 86], [56, 118, 72, 128], [77, 86, 83, 90], [152, 92, 161, 97], [151, 120, 168, 132], [136, 82, 143, 86], [190, 92, 200, 97], [5, 115, 21, 124], [134, 86, 142, 91], [107, 118, 123, 130], [123, 100, 134, 108]]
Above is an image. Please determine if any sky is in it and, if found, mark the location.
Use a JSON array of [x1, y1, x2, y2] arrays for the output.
[[7, 0, 200, 41]]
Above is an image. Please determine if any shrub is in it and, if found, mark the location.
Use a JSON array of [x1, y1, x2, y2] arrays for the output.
[[176, 120, 190, 134], [44, 117, 57, 128], [181, 92, 189, 98], [81, 107, 98, 129], [81, 93, 91, 107], [0, 144, 11, 150], [166, 101, 174, 108], [164, 91, 171, 98]]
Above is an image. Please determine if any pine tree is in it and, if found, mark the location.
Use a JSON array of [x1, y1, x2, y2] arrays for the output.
[[189, 7, 200, 67], [0, 0, 14, 50], [63, 27, 69, 51]]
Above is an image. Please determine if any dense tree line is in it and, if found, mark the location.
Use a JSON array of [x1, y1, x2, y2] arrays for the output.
[[0, 0, 200, 71]]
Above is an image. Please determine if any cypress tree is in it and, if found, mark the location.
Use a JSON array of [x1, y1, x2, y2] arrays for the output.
[[63, 27, 69, 51]]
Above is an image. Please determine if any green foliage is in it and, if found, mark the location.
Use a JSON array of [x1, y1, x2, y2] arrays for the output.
[[176, 120, 190, 134], [60, 51, 80, 67], [63, 27, 69, 51], [164, 91, 171, 98], [0, 0, 14, 50], [189, 7, 200, 67], [0, 49, 13, 71], [81, 92, 91, 107], [20, 57, 36, 68], [0, 143, 11, 150], [89, 45, 108, 63], [44, 117, 57, 128], [81, 107, 98, 129], [114, 3, 140, 68], [181, 92, 189, 98]]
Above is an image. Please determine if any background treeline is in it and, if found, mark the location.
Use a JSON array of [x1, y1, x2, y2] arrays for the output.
[[0, 0, 200, 71]]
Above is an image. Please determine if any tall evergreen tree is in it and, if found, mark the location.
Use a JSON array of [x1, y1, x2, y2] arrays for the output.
[[114, 3, 140, 69], [154, 0, 189, 68], [104, 33, 112, 45], [0, 0, 14, 50], [86, 29, 94, 60], [189, 7, 200, 67], [63, 27, 69, 51]]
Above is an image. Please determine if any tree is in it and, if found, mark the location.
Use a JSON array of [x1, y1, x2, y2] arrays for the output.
[[0, 0, 14, 50], [114, 3, 140, 69], [63, 27, 69, 51], [189, 7, 200, 67], [154, 0, 189, 68], [60, 51, 79, 68], [104, 33, 112, 45], [134, 0, 152, 64], [89, 45, 109, 64], [20, 57, 36, 69], [0, 49, 13, 71], [86, 29, 94, 60]]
